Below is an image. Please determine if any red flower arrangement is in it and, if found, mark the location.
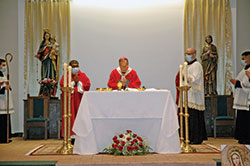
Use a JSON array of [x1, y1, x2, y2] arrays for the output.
[[103, 130, 152, 155], [39, 78, 57, 97]]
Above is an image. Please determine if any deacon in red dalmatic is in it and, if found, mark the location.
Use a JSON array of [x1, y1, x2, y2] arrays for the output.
[[59, 60, 90, 136]]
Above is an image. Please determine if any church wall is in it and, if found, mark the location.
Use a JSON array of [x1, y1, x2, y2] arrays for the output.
[[236, 0, 250, 73], [0, 0, 20, 133], [71, 0, 185, 97], [17, 0, 25, 133]]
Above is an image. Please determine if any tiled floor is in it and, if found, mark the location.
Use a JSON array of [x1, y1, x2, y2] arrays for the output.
[[0, 137, 239, 166]]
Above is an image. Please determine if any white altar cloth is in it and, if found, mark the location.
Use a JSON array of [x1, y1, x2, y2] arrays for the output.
[[73, 90, 181, 154]]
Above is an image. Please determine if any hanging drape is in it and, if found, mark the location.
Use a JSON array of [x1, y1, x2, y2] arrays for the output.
[[184, 0, 233, 95], [24, 0, 70, 96]]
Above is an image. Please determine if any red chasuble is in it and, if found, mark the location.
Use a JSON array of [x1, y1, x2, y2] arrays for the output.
[[59, 70, 90, 136], [107, 67, 141, 90]]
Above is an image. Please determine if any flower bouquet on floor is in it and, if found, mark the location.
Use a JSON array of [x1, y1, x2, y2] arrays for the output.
[[103, 130, 152, 155]]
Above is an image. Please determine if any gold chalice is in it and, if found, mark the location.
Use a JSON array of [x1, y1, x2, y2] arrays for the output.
[[117, 81, 122, 91]]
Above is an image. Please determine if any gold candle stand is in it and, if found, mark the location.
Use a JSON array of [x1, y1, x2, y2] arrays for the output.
[[178, 85, 195, 152], [177, 86, 184, 150], [58, 86, 74, 154], [67, 86, 74, 151]]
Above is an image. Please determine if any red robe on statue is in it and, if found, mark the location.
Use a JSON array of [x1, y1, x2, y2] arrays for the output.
[[59, 70, 90, 136], [107, 67, 141, 90]]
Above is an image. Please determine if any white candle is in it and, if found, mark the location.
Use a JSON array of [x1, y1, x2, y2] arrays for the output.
[[68, 66, 72, 88], [63, 63, 67, 87], [179, 65, 183, 87], [184, 62, 188, 85]]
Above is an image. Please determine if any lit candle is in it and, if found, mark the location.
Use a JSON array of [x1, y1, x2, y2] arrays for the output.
[[68, 66, 72, 88], [184, 62, 188, 86], [179, 65, 183, 87], [63, 63, 67, 87]]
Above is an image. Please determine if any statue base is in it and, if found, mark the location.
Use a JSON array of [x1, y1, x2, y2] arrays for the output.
[[204, 95, 234, 137]]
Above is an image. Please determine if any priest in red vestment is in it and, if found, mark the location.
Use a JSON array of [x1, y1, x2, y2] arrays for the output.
[[108, 57, 141, 90], [59, 60, 91, 137]]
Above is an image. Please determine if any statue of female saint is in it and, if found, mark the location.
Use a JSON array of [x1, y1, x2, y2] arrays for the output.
[[36, 29, 59, 96], [200, 35, 218, 96]]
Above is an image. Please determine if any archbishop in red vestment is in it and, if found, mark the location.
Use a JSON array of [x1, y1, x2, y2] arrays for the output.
[[107, 57, 141, 90], [59, 61, 91, 136]]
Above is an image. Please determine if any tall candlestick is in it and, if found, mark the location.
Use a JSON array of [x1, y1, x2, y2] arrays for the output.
[[179, 65, 183, 87], [63, 63, 67, 87], [67, 65, 73, 150], [60, 63, 68, 154], [68, 66, 72, 88], [184, 62, 188, 86]]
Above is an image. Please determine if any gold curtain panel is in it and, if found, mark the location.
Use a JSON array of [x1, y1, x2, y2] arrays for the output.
[[24, 0, 70, 95], [184, 0, 233, 95]]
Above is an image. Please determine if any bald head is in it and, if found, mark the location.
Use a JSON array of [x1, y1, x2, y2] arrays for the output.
[[185, 48, 197, 60], [186, 48, 196, 54]]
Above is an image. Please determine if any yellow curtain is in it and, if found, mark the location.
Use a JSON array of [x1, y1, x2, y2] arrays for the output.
[[24, 0, 70, 96], [184, 0, 232, 95]]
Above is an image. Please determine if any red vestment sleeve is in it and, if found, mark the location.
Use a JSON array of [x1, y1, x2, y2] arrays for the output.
[[107, 70, 120, 89], [72, 71, 91, 119], [175, 71, 180, 116], [59, 71, 91, 136], [127, 70, 141, 88], [78, 71, 91, 91], [175, 71, 180, 106], [59, 75, 64, 88]]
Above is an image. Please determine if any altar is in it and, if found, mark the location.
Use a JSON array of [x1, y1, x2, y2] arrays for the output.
[[73, 90, 181, 155]]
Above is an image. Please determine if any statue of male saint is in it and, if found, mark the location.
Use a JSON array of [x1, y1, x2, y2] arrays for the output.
[[200, 35, 218, 96]]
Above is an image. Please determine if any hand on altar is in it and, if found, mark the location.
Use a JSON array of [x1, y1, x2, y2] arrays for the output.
[[245, 70, 250, 78], [230, 78, 237, 85], [73, 73, 79, 83]]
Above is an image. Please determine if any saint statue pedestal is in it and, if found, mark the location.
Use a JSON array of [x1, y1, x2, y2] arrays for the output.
[[23, 98, 61, 139]]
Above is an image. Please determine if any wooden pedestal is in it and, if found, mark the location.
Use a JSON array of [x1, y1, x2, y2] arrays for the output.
[[204, 95, 234, 137], [23, 98, 61, 139]]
